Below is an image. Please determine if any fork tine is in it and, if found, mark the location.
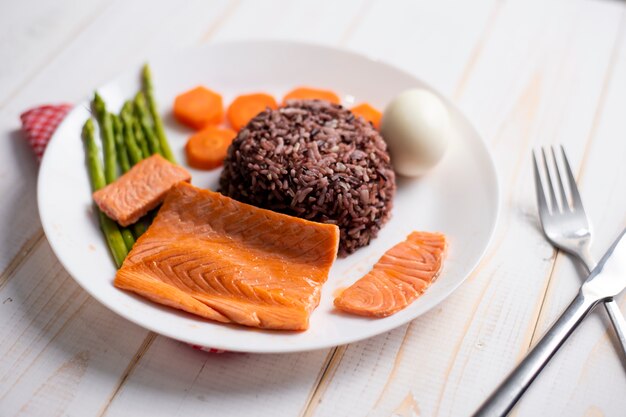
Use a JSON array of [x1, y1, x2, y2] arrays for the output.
[[560, 145, 585, 211], [532, 151, 550, 216], [551, 146, 571, 211], [541, 147, 560, 213]]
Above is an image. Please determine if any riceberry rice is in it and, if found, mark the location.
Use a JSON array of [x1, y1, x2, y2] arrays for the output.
[[219, 99, 396, 256]]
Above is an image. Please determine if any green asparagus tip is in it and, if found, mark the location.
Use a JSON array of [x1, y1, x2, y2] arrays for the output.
[[121, 100, 134, 115], [142, 64, 155, 90], [93, 92, 107, 118], [94, 92, 104, 105], [82, 118, 95, 136]]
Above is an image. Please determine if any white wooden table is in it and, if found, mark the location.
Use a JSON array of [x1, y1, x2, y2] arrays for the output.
[[2, 0, 626, 415]]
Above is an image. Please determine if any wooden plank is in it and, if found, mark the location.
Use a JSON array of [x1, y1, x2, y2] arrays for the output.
[[0, 111, 42, 278], [0, 0, 108, 105], [0, 240, 150, 416], [103, 337, 331, 417], [342, 0, 499, 95], [306, 1, 626, 416], [2, 0, 231, 113], [212, 0, 366, 44], [514, 12, 626, 417]]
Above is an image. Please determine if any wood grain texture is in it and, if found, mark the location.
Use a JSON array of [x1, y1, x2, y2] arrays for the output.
[[514, 10, 626, 416], [0, 0, 109, 106], [307, 1, 626, 416], [103, 338, 331, 417], [2, 0, 626, 416], [211, 0, 366, 44], [0, 240, 150, 416], [342, 0, 499, 95]]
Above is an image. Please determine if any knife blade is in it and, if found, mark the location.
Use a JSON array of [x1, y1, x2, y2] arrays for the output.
[[582, 228, 626, 301]]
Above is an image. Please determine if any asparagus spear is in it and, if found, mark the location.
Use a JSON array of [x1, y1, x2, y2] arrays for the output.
[[111, 113, 131, 173], [120, 101, 144, 164], [92, 93, 117, 184], [134, 91, 162, 156], [131, 217, 148, 238], [111, 108, 148, 240], [93, 94, 135, 250], [142, 64, 176, 163], [82, 119, 128, 268], [115, 214, 135, 251], [84, 119, 106, 190], [119, 103, 148, 239], [132, 118, 151, 158]]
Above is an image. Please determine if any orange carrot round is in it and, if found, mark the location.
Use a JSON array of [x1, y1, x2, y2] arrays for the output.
[[283, 87, 340, 105], [174, 86, 223, 130], [185, 126, 237, 170], [227, 93, 278, 131], [351, 103, 382, 129]]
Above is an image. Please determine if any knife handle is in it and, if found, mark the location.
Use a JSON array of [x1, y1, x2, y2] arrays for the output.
[[472, 292, 599, 417], [578, 246, 626, 359]]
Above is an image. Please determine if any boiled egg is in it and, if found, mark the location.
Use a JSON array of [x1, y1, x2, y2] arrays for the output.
[[381, 88, 450, 177]]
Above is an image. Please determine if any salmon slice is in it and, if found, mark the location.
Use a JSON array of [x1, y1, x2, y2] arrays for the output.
[[115, 182, 340, 330], [334, 231, 447, 317], [93, 155, 191, 226]]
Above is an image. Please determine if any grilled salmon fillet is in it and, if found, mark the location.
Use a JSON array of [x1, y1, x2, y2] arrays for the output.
[[334, 231, 447, 317], [115, 182, 340, 330], [93, 155, 191, 226]]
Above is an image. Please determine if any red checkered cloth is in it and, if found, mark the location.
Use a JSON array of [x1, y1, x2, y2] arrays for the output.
[[189, 345, 226, 354], [20, 104, 227, 354], [20, 104, 73, 161]]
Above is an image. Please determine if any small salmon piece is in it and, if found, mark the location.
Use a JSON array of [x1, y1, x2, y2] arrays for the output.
[[93, 155, 191, 226], [115, 182, 340, 331], [334, 232, 447, 317]]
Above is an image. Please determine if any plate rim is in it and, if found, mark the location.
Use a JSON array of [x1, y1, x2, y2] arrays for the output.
[[37, 40, 500, 353]]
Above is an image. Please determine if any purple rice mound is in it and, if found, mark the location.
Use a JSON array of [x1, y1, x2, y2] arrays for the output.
[[219, 99, 396, 256]]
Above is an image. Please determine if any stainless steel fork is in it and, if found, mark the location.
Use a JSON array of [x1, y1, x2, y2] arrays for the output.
[[533, 145, 626, 356]]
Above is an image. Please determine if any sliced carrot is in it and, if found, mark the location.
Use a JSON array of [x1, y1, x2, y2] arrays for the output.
[[185, 126, 237, 170], [227, 93, 278, 131], [174, 86, 223, 130], [283, 87, 340, 105], [351, 103, 382, 129]]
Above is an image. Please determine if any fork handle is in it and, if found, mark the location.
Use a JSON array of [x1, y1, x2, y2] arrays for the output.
[[603, 301, 626, 357], [578, 247, 626, 359], [472, 292, 599, 417]]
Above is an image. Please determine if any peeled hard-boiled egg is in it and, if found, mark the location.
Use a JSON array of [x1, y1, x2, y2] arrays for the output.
[[381, 88, 450, 177]]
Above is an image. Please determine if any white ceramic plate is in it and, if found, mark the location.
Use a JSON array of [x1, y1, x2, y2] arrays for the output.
[[38, 41, 499, 353]]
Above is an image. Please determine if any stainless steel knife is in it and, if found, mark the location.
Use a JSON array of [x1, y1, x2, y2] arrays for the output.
[[474, 228, 626, 417]]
